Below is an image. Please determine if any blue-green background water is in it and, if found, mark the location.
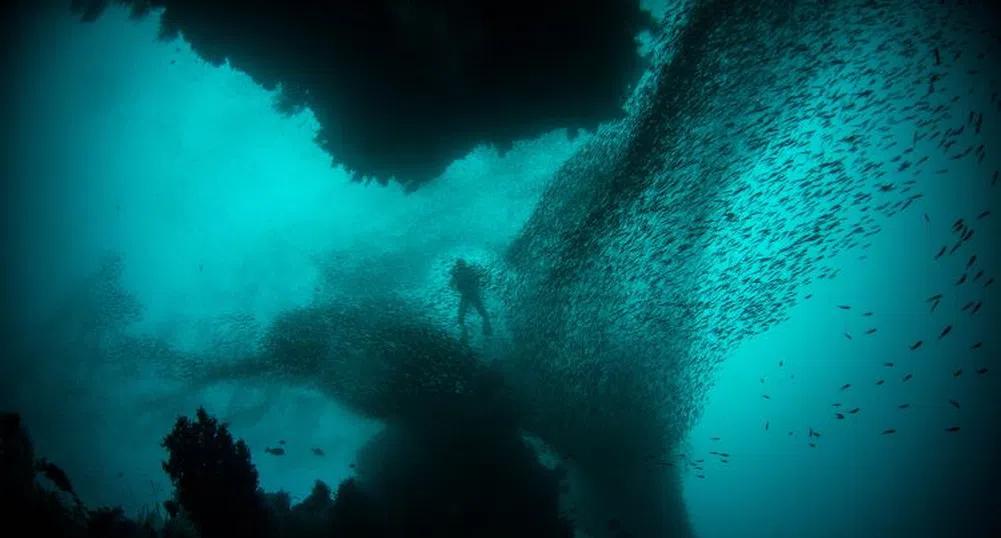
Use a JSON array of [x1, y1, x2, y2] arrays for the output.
[[4, 2, 999, 537]]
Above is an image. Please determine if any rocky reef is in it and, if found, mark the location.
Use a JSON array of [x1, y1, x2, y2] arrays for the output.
[[1, 371, 575, 538]]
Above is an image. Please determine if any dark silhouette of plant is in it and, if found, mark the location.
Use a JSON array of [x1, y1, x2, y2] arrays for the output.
[[160, 407, 275, 538]]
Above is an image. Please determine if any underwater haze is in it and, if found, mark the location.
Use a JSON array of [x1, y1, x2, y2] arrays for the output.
[[3, 2, 1000, 538]]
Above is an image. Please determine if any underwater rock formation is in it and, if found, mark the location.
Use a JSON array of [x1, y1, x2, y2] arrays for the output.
[[70, 0, 655, 189], [3, 385, 572, 537]]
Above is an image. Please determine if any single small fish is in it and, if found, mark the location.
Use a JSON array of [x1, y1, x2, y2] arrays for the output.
[[866, 328, 877, 335], [711, 436, 721, 441], [848, 408, 860, 414], [976, 368, 988, 375], [278, 440, 286, 445], [898, 403, 910, 409], [966, 255, 977, 268], [948, 399, 961, 409], [840, 383, 852, 391], [808, 442, 816, 448], [944, 426, 961, 432], [835, 413, 845, 419], [925, 294, 943, 303], [976, 209, 991, 220], [903, 373, 913, 382], [955, 274, 967, 286], [939, 325, 953, 339], [985, 277, 995, 288], [971, 342, 982, 350], [876, 379, 885, 385], [836, 305, 852, 310], [971, 301, 982, 314], [696, 474, 705, 479], [764, 421, 770, 431], [952, 369, 962, 377], [833, 402, 842, 407], [778, 360, 784, 367], [311, 448, 325, 456], [844, 332, 852, 340], [974, 269, 984, 280], [883, 362, 894, 367], [910, 340, 923, 351], [709, 451, 719, 455], [881, 429, 896, 435], [934, 246, 946, 259], [863, 311, 874, 317], [762, 394, 770, 399], [719, 452, 730, 458], [264, 447, 286, 456]]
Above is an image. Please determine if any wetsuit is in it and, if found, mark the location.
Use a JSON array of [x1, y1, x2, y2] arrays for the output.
[[450, 262, 492, 336]]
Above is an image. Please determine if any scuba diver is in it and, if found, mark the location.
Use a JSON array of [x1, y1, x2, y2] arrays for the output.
[[449, 258, 493, 338]]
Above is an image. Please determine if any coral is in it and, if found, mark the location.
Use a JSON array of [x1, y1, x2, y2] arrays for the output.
[[0, 412, 36, 498], [0, 412, 86, 538], [328, 479, 384, 538], [160, 407, 275, 538], [4, 380, 575, 538]]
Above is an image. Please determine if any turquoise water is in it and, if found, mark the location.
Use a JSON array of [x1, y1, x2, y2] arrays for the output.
[[4, 2, 998, 537]]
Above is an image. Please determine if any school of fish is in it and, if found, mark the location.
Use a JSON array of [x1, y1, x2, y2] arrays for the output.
[[57, 1, 997, 537]]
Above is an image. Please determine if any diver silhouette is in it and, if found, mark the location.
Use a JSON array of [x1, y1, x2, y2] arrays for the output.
[[449, 258, 492, 338]]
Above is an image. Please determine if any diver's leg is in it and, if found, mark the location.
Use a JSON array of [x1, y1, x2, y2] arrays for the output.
[[472, 297, 492, 335], [458, 296, 469, 326]]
